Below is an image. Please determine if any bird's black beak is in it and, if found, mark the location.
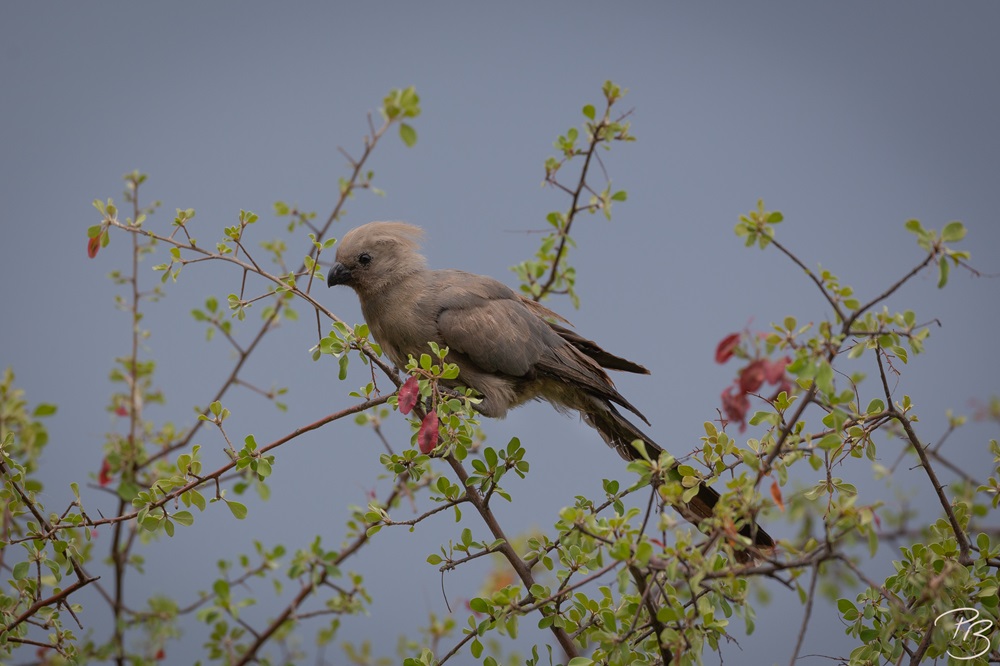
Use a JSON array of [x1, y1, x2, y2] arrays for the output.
[[327, 262, 352, 287]]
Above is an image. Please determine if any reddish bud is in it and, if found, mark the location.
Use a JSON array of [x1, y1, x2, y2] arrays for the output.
[[770, 480, 785, 512], [398, 376, 419, 415], [87, 234, 101, 259], [738, 360, 767, 394], [155, 648, 165, 660], [115, 404, 128, 417], [98, 458, 113, 486], [418, 411, 439, 454], [715, 333, 741, 364]]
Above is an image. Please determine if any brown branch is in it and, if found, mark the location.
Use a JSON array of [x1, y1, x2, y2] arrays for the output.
[[1, 568, 99, 637], [629, 565, 673, 665], [766, 236, 845, 322], [437, 628, 479, 665], [383, 497, 467, 529], [845, 250, 937, 330], [439, 543, 502, 572], [444, 455, 579, 658], [20, 397, 391, 540], [788, 562, 819, 666], [516, 559, 623, 615], [135, 113, 398, 470], [874, 349, 971, 563], [232, 461, 411, 666], [908, 618, 936, 666], [534, 117, 605, 302], [0, 456, 99, 635]]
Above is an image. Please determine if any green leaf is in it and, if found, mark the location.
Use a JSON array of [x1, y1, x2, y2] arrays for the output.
[[227, 501, 248, 520], [12, 561, 30, 580], [892, 345, 908, 364], [866, 399, 885, 414], [582, 104, 595, 120], [837, 598, 859, 621], [189, 490, 207, 511], [399, 123, 418, 147], [941, 221, 966, 242], [815, 360, 834, 395], [117, 481, 140, 502], [32, 403, 57, 417], [173, 511, 195, 526], [817, 433, 842, 451], [610, 190, 627, 202], [255, 458, 272, 478], [937, 255, 949, 288]]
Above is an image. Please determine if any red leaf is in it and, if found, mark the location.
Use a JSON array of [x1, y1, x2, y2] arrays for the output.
[[155, 648, 166, 660], [720, 386, 750, 432], [714, 333, 741, 364], [738, 359, 766, 394], [98, 458, 113, 486], [770, 480, 785, 512], [418, 411, 439, 454], [87, 234, 101, 259], [398, 376, 419, 415], [763, 356, 791, 384], [115, 404, 128, 417]]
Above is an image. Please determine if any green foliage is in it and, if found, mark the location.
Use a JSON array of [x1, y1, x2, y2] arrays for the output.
[[382, 85, 422, 147], [2, 81, 994, 666], [513, 80, 634, 307]]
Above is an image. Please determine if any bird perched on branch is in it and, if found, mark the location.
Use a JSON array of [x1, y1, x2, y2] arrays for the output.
[[327, 221, 772, 555]]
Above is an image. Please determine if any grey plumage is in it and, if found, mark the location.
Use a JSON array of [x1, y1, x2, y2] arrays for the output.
[[327, 221, 772, 554]]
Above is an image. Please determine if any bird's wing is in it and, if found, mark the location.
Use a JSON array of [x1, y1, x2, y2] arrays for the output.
[[433, 271, 650, 425], [547, 323, 650, 375], [434, 272, 559, 377], [519, 296, 649, 375]]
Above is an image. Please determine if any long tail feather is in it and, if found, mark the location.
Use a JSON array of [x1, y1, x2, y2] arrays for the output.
[[583, 403, 774, 557]]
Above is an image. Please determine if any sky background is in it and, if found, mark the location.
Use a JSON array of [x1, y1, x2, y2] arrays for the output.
[[2, 3, 999, 664]]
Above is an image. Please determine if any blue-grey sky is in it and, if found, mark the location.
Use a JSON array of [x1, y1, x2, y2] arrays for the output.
[[2, 3, 998, 664]]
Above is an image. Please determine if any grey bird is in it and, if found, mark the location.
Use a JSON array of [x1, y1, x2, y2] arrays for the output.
[[327, 221, 772, 553]]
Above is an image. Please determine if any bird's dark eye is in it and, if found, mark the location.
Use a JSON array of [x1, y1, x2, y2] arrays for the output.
[[358, 252, 372, 266]]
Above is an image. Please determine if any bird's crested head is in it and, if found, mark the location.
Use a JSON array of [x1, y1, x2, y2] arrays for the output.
[[327, 221, 427, 294]]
